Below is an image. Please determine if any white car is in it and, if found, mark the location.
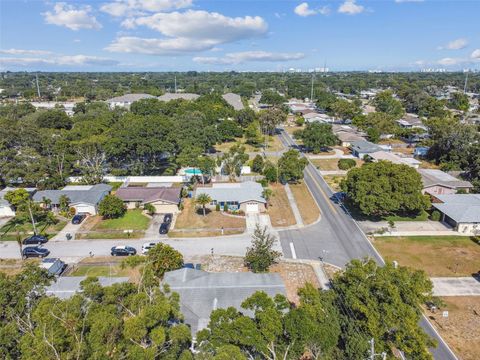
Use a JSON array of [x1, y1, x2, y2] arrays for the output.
[[142, 242, 157, 254]]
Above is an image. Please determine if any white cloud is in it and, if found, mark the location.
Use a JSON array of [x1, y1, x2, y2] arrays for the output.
[[338, 0, 364, 15], [107, 10, 268, 55], [438, 38, 468, 50], [43, 2, 102, 30], [0, 49, 52, 55], [101, 0, 192, 17], [0, 55, 118, 67], [193, 51, 305, 65], [437, 57, 465, 66], [471, 49, 480, 59], [294, 2, 330, 17]]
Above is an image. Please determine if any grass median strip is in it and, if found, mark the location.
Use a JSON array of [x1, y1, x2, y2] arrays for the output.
[[289, 182, 320, 225]]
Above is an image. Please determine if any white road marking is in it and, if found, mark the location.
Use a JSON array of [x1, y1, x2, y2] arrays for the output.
[[289, 242, 297, 259]]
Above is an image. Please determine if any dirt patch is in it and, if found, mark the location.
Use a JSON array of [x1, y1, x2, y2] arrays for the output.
[[174, 199, 246, 230], [268, 184, 296, 227], [0, 259, 40, 276], [323, 175, 346, 192], [424, 297, 480, 360], [373, 236, 480, 277], [289, 182, 320, 225], [198, 255, 319, 304]]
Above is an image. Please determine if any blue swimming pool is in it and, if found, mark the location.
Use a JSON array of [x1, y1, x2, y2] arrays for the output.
[[185, 168, 202, 175]]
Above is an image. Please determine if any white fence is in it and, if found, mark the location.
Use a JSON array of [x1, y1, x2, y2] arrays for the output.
[[67, 175, 186, 184]]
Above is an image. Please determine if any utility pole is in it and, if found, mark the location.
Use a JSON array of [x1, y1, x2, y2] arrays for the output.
[[463, 71, 469, 94], [368, 338, 386, 360], [310, 73, 315, 102], [27, 201, 38, 235], [174, 75, 177, 93]]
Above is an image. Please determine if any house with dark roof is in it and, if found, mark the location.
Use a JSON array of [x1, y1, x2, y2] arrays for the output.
[[432, 194, 480, 235], [163, 268, 287, 335], [350, 140, 385, 159], [195, 181, 266, 213], [418, 169, 473, 196], [115, 186, 182, 214], [33, 184, 112, 215], [106, 94, 156, 109]]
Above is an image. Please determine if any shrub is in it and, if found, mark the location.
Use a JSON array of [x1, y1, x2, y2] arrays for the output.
[[295, 116, 305, 126], [98, 195, 126, 219], [430, 210, 441, 221], [223, 203, 228, 212], [144, 203, 156, 215], [338, 158, 356, 170], [215, 204, 220, 211]]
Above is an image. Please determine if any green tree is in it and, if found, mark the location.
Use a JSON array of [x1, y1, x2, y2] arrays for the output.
[[259, 107, 286, 135], [143, 203, 156, 215], [263, 161, 278, 183], [235, 108, 256, 128], [4, 189, 30, 209], [338, 158, 356, 170], [244, 225, 281, 273], [251, 154, 264, 173], [373, 90, 405, 119], [278, 149, 308, 183], [98, 194, 126, 219], [221, 144, 249, 181], [261, 188, 273, 205], [259, 90, 286, 106], [367, 127, 381, 143], [217, 120, 243, 142], [244, 121, 263, 146], [298, 122, 338, 153], [341, 161, 430, 217], [331, 99, 361, 121], [195, 193, 212, 216], [448, 92, 469, 111], [147, 243, 184, 278], [36, 109, 73, 129]]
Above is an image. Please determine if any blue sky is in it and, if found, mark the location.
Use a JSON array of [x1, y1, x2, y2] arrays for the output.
[[0, 0, 479, 71]]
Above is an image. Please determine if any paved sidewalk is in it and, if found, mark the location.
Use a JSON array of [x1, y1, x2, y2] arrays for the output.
[[307, 149, 354, 159], [284, 184, 303, 227], [431, 277, 480, 296], [359, 220, 456, 236], [319, 170, 348, 176]]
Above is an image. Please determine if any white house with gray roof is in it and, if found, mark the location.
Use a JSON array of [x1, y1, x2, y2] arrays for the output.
[[163, 268, 286, 335], [418, 169, 473, 196], [350, 140, 386, 159], [195, 181, 266, 213], [432, 194, 480, 235], [33, 184, 112, 215], [106, 93, 156, 109]]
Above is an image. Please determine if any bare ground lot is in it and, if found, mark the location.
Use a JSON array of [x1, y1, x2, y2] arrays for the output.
[[289, 182, 320, 225], [424, 297, 480, 360], [323, 175, 346, 192], [268, 184, 296, 227], [311, 158, 363, 171], [0, 259, 39, 276], [170, 199, 246, 237], [197, 255, 319, 304], [373, 236, 480, 277]]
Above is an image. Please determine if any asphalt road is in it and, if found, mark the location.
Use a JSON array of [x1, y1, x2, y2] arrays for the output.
[[277, 129, 458, 360]]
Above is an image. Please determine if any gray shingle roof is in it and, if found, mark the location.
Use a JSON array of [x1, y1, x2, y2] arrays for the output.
[[115, 187, 181, 204], [222, 93, 244, 110], [33, 184, 112, 206], [163, 269, 286, 334], [45, 276, 129, 299], [158, 93, 200, 101], [350, 140, 383, 154], [195, 181, 266, 204], [432, 194, 480, 223], [106, 93, 156, 103], [418, 169, 473, 189]]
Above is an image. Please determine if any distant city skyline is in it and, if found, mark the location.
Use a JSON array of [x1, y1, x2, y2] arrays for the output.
[[0, 0, 479, 72]]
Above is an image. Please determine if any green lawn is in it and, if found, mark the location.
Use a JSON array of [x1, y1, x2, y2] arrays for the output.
[[343, 201, 429, 222], [374, 235, 480, 276], [69, 265, 132, 277], [0, 219, 67, 241], [384, 210, 429, 222], [93, 210, 150, 231]]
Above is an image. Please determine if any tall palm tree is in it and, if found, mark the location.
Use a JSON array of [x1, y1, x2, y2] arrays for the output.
[[195, 194, 212, 217]]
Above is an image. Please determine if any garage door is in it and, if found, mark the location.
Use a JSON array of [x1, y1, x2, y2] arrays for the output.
[[246, 203, 259, 213], [74, 204, 96, 215]]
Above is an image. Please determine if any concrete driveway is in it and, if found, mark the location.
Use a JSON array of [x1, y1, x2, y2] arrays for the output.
[[359, 220, 455, 236], [431, 277, 480, 296]]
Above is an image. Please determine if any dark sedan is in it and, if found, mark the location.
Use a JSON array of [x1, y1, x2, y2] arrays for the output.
[[23, 234, 48, 245], [72, 214, 86, 224], [22, 246, 50, 258], [111, 246, 137, 256], [159, 222, 170, 234], [163, 213, 173, 224]]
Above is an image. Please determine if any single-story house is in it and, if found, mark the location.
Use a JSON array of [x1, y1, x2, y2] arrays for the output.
[[303, 112, 333, 123], [106, 94, 156, 109], [431, 194, 480, 235], [222, 93, 244, 110], [350, 140, 385, 159], [332, 125, 366, 147], [46, 276, 129, 299], [163, 268, 287, 334], [115, 186, 182, 214], [396, 114, 427, 131], [418, 169, 473, 196], [195, 181, 266, 213], [33, 184, 112, 215], [367, 151, 421, 168], [158, 93, 200, 102], [0, 187, 36, 217]]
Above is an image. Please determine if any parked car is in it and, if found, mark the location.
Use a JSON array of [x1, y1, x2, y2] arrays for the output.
[[22, 246, 50, 258], [111, 246, 137, 256], [40, 258, 67, 276], [183, 263, 194, 269], [23, 234, 48, 245], [159, 222, 170, 234], [72, 214, 86, 224], [142, 242, 157, 254], [195, 264, 202, 270], [163, 213, 173, 224]]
